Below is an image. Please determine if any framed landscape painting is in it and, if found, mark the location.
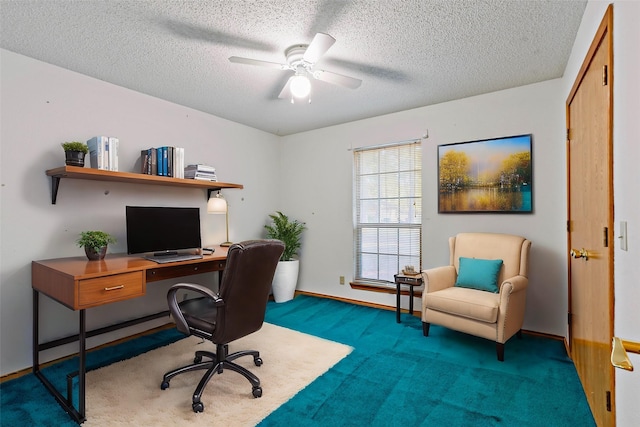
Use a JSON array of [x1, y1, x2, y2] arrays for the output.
[[438, 134, 533, 213]]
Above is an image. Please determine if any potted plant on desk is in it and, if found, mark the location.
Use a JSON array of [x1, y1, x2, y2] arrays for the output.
[[77, 230, 116, 260], [264, 211, 306, 302]]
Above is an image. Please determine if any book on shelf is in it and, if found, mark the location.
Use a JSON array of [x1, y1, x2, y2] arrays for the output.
[[163, 147, 170, 176], [184, 168, 216, 175], [140, 148, 157, 175], [87, 135, 119, 171], [184, 170, 217, 177], [156, 147, 165, 176], [174, 147, 184, 178], [140, 149, 149, 174], [141, 146, 183, 177], [190, 175, 218, 182], [108, 137, 119, 171], [184, 170, 217, 176], [105, 139, 110, 170], [185, 164, 216, 173], [87, 136, 109, 170], [150, 148, 157, 175], [184, 164, 217, 181]]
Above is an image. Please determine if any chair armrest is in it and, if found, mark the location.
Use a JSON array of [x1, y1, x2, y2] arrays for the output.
[[499, 275, 528, 295], [497, 275, 529, 340], [168, 282, 221, 301], [167, 283, 223, 335], [421, 266, 457, 293]]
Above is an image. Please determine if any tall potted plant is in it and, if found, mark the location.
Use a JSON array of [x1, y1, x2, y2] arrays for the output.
[[264, 211, 306, 302]]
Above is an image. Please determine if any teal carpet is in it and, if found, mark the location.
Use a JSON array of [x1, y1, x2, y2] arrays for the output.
[[1, 295, 594, 426], [260, 296, 594, 426]]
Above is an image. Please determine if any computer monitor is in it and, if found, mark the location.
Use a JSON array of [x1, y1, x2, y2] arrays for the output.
[[125, 206, 202, 256]]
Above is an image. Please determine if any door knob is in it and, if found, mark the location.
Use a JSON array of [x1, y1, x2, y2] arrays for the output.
[[570, 248, 589, 260]]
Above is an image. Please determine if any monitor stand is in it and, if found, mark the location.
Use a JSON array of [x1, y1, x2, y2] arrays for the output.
[[152, 251, 179, 257]]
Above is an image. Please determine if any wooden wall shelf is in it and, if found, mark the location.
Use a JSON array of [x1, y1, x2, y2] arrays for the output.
[[46, 166, 243, 204]]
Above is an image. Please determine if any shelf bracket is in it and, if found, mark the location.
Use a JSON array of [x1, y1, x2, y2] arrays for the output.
[[51, 176, 61, 204]]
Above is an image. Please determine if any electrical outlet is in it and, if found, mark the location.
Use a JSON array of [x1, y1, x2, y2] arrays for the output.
[[339, 276, 345, 285]]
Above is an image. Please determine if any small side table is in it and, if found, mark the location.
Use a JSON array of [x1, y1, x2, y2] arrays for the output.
[[394, 273, 423, 323]]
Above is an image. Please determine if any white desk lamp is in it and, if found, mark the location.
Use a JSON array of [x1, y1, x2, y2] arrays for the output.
[[207, 191, 232, 247]]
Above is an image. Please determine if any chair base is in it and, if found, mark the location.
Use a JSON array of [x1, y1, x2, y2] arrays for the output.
[[160, 343, 263, 412], [422, 321, 522, 362]]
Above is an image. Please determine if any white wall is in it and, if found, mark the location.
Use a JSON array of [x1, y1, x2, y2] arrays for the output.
[[562, 2, 640, 426], [279, 79, 567, 336], [0, 49, 280, 375]]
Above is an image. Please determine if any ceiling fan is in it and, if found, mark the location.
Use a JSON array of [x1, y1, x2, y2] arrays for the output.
[[229, 33, 362, 102]]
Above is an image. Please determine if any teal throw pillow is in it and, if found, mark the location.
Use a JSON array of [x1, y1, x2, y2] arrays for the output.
[[455, 257, 503, 293]]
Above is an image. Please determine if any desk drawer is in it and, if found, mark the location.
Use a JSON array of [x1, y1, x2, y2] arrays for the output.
[[146, 260, 226, 282], [78, 271, 144, 308]]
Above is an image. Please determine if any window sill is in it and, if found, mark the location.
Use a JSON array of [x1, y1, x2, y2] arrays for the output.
[[350, 281, 423, 298]]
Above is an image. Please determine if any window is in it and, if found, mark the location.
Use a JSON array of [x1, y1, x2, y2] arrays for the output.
[[354, 141, 422, 284]]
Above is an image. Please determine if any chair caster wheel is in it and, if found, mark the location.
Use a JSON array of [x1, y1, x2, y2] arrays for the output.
[[252, 386, 262, 398], [192, 401, 204, 413], [160, 381, 170, 390], [254, 357, 263, 366]]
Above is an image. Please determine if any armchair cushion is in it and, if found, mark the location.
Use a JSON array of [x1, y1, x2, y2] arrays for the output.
[[425, 287, 500, 323], [454, 257, 503, 293]]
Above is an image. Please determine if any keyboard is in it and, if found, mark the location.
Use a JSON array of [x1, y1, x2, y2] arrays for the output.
[[145, 254, 203, 264]]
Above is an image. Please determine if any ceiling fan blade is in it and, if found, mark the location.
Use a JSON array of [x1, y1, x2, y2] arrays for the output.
[[229, 56, 288, 70], [313, 69, 362, 89], [303, 33, 336, 63], [278, 76, 293, 99]]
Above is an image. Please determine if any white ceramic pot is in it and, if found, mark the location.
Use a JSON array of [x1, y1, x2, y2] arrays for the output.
[[271, 259, 299, 303]]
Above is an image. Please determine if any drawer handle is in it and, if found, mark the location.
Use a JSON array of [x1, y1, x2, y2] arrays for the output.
[[104, 285, 125, 291]]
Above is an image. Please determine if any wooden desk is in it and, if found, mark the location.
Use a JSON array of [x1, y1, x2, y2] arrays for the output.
[[31, 247, 228, 423]]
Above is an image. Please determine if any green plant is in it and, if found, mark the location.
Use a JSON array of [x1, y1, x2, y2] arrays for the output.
[[264, 211, 306, 261], [61, 141, 89, 154], [76, 231, 116, 251]]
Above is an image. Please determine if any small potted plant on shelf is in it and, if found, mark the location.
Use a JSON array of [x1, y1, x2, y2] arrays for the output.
[[61, 141, 89, 167], [77, 230, 116, 260], [264, 211, 306, 302]]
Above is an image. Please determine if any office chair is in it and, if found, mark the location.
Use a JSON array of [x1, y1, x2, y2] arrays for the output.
[[160, 239, 285, 413]]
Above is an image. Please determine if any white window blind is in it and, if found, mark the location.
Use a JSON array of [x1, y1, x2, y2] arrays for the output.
[[354, 141, 422, 284]]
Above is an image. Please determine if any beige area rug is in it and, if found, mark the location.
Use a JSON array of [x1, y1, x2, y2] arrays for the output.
[[84, 323, 352, 426]]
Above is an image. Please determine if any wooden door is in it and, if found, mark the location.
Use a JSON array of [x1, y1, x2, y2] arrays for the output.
[[566, 5, 614, 426]]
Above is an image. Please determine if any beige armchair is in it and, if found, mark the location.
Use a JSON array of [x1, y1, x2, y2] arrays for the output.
[[421, 232, 531, 361]]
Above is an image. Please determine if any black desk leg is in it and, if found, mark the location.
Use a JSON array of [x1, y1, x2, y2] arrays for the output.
[[33, 289, 39, 374], [79, 309, 86, 419], [32, 289, 86, 424], [396, 283, 401, 323]]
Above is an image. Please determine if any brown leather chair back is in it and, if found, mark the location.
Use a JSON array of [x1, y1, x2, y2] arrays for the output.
[[213, 239, 284, 344]]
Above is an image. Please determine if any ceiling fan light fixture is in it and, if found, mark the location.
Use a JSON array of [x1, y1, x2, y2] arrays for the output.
[[290, 74, 311, 98]]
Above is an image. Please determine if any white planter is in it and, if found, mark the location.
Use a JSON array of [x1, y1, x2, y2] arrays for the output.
[[271, 259, 299, 303]]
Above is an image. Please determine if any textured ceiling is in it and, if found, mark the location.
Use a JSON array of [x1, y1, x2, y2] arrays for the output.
[[0, 0, 587, 136]]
